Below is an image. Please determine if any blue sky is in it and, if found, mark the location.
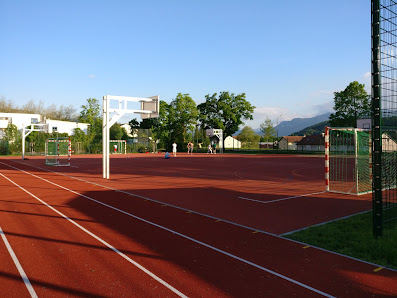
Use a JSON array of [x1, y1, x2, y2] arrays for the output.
[[0, 0, 370, 128]]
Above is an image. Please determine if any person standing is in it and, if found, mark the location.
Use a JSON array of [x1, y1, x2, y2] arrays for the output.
[[190, 141, 194, 155], [187, 142, 191, 155], [172, 142, 177, 157]]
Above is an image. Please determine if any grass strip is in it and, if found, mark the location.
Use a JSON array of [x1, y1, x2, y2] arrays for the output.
[[284, 211, 397, 270]]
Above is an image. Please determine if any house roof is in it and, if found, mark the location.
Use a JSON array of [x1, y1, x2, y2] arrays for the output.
[[297, 135, 325, 145], [280, 136, 304, 143]]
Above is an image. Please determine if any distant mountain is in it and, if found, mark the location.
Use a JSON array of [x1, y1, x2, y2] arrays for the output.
[[291, 120, 330, 136], [275, 112, 331, 137]]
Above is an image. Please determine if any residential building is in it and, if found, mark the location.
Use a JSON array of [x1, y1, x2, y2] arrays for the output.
[[297, 135, 325, 151], [0, 112, 89, 138], [278, 136, 304, 150], [224, 136, 241, 149]]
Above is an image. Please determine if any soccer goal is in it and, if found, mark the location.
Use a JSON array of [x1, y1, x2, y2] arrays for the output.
[[325, 127, 372, 195], [45, 137, 71, 166], [110, 140, 126, 154]]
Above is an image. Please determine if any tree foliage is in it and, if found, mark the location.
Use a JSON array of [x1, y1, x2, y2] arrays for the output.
[[329, 81, 370, 127], [198, 92, 255, 141], [79, 98, 102, 152], [238, 126, 260, 143], [110, 123, 128, 140], [260, 118, 276, 142], [168, 93, 198, 145]]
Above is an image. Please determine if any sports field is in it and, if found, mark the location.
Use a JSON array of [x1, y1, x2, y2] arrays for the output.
[[0, 153, 396, 297]]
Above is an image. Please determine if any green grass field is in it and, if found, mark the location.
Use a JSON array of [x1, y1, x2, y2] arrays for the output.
[[284, 211, 397, 270]]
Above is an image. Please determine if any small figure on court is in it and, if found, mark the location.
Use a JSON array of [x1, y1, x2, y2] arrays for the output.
[[187, 142, 191, 155], [188, 141, 194, 155], [113, 144, 117, 154], [172, 142, 177, 157], [165, 152, 170, 159], [213, 142, 217, 154], [207, 144, 212, 154]]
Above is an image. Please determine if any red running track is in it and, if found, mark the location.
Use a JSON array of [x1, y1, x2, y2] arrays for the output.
[[0, 154, 396, 297]]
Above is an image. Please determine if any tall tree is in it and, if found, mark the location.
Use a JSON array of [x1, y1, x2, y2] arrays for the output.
[[79, 98, 102, 151], [260, 118, 276, 143], [168, 93, 198, 144], [79, 98, 101, 135], [238, 126, 260, 142], [329, 81, 370, 127], [198, 92, 255, 145]]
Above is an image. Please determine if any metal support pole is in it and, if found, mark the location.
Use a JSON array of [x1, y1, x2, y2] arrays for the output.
[[372, 0, 382, 238], [103, 96, 110, 179], [22, 125, 25, 160]]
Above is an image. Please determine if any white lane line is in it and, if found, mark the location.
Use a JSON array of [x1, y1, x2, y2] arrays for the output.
[[2, 163, 334, 297], [281, 210, 372, 236], [0, 226, 38, 298], [8, 161, 397, 273], [0, 172, 187, 298], [238, 191, 327, 204]]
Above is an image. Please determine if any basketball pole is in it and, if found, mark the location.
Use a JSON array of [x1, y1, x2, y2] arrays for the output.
[[102, 95, 159, 179]]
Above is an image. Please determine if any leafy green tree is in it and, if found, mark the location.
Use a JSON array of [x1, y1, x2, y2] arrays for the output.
[[152, 101, 171, 148], [198, 92, 255, 146], [79, 98, 102, 152], [110, 123, 128, 140], [238, 126, 260, 143], [260, 118, 276, 143], [329, 81, 370, 127], [129, 119, 140, 130], [238, 126, 260, 149], [5, 123, 21, 154], [168, 93, 198, 145]]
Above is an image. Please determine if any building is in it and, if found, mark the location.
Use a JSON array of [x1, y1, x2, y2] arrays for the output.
[[0, 112, 89, 138], [259, 142, 274, 149], [224, 136, 241, 149], [278, 136, 304, 150], [296, 135, 325, 151]]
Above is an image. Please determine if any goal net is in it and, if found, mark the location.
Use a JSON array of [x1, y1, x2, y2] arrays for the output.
[[45, 138, 71, 166], [325, 127, 372, 195], [110, 140, 126, 154]]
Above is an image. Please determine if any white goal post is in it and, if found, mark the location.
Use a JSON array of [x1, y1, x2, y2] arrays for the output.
[[110, 140, 126, 154], [45, 137, 71, 166]]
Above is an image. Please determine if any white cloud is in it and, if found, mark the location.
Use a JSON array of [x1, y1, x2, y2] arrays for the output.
[[363, 72, 371, 93], [88, 74, 96, 79]]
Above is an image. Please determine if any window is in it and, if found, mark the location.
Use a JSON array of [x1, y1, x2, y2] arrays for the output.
[[31, 118, 38, 124]]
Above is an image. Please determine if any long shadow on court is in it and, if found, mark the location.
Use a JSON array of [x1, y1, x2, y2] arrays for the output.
[[64, 187, 392, 297]]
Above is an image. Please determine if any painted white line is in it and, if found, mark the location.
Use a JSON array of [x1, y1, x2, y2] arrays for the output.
[[1, 163, 334, 297], [0, 172, 187, 298], [238, 191, 327, 204], [0, 226, 38, 298], [9, 160, 397, 274], [281, 210, 372, 236]]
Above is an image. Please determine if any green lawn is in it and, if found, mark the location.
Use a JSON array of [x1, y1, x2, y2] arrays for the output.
[[283, 211, 397, 270]]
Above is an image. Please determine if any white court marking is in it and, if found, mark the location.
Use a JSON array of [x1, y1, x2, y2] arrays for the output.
[[0, 172, 187, 298], [1, 162, 334, 298], [238, 191, 327, 204], [7, 159, 395, 273], [7, 160, 396, 274], [0, 225, 38, 298]]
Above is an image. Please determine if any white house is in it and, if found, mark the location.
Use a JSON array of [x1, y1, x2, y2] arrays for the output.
[[0, 112, 43, 129], [45, 119, 89, 135], [0, 112, 89, 138], [279, 136, 304, 150], [224, 136, 241, 149]]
